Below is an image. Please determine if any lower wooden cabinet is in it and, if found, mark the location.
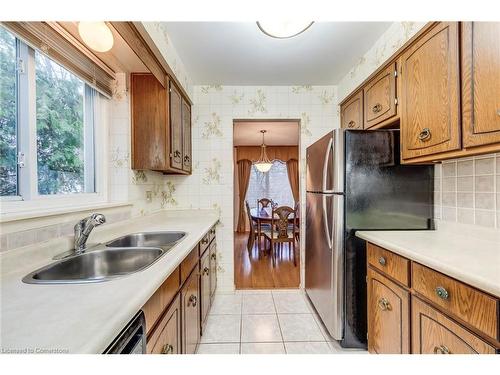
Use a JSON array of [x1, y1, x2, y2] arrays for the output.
[[367, 268, 410, 354], [200, 249, 211, 333], [147, 294, 181, 354], [181, 268, 200, 354], [411, 297, 496, 354]]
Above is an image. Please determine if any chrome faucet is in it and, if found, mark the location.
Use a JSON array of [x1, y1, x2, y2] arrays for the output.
[[73, 213, 106, 254]]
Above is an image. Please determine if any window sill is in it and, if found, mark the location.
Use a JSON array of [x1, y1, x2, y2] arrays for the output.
[[0, 202, 132, 224]]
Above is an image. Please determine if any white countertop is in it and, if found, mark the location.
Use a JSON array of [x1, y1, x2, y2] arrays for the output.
[[356, 221, 500, 298], [0, 209, 219, 354]]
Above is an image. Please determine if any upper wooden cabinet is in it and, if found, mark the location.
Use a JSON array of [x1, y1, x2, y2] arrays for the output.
[[363, 62, 398, 129], [131, 73, 192, 174], [461, 22, 500, 148], [341, 90, 363, 129], [400, 22, 461, 160]]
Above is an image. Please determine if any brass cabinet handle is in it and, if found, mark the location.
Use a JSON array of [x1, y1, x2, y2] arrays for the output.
[[418, 128, 431, 141], [188, 294, 197, 307], [203, 266, 209, 276], [378, 256, 386, 266], [372, 103, 382, 113], [435, 286, 449, 300], [433, 345, 450, 354], [210, 228, 216, 235], [184, 155, 190, 163], [211, 253, 216, 260], [201, 237, 209, 244], [161, 344, 174, 354], [173, 150, 181, 161], [378, 297, 391, 311], [347, 120, 355, 128]]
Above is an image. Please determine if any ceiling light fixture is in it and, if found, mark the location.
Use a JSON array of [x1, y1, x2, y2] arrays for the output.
[[78, 22, 114, 53], [256, 21, 314, 39], [254, 130, 273, 173]]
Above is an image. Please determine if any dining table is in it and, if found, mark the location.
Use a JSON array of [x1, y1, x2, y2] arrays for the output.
[[250, 207, 296, 252]]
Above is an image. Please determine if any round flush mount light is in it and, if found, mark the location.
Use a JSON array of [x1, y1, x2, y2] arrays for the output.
[[256, 21, 314, 39], [78, 22, 114, 52]]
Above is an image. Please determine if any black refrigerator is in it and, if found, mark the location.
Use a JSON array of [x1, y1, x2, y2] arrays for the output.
[[305, 129, 433, 349]]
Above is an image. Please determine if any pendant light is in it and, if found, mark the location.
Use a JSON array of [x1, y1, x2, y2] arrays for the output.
[[254, 130, 273, 173], [78, 22, 114, 53]]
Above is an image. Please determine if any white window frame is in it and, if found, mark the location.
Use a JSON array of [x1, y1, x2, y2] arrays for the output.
[[1, 31, 108, 216]]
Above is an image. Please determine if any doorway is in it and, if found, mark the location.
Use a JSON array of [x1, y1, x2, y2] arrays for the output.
[[233, 119, 300, 289]]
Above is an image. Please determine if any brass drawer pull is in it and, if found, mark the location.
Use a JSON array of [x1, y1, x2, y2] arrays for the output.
[[188, 294, 197, 307], [201, 238, 209, 245], [372, 103, 382, 113], [433, 345, 450, 354], [203, 266, 209, 276], [173, 150, 181, 161], [184, 155, 190, 163], [435, 286, 449, 300], [378, 297, 391, 311], [418, 128, 431, 141], [378, 256, 386, 266], [347, 120, 355, 128], [211, 253, 216, 260], [161, 344, 174, 354]]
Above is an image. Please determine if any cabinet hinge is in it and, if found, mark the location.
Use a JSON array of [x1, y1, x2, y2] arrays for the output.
[[395, 98, 398, 106], [394, 70, 397, 77]]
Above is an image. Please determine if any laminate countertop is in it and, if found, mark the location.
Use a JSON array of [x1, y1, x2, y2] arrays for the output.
[[0, 209, 219, 354], [356, 221, 500, 298]]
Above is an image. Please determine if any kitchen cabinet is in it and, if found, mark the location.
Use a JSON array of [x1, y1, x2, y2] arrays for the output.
[[367, 268, 410, 354], [209, 239, 217, 301], [181, 268, 200, 354], [366, 242, 500, 354], [200, 249, 211, 333], [130, 73, 192, 174], [412, 297, 496, 354], [363, 62, 398, 129], [400, 22, 461, 160], [461, 22, 500, 148], [147, 294, 181, 354], [341, 90, 363, 129]]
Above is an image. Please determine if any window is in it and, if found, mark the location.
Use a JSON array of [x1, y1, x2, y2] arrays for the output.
[[246, 160, 294, 209], [0, 26, 98, 204]]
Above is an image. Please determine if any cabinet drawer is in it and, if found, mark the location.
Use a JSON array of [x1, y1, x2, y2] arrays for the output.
[[367, 268, 410, 354], [180, 246, 200, 285], [142, 267, 180, 334], [200, 232, 211, 255], [412, 262, 499, 340], [412, 296, 496, 354], [367, 243, 410, 287], [363, 62, 397, 129]]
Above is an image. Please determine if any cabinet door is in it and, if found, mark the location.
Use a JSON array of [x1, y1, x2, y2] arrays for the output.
[[412, 297, 496, 354], [181, 99, 192, 173], [169, 81, 183, 170], [147, 294, 181, 354], [400, 22, 461, 160], [364, 63, 397, 129], [341, 91, 363, 129], [367, 268, 410, 354], [209, 241, 217, 300], [200, 249, 210, 333], [131, 73, 168, 170], [462, 22, 500, 148], [181, 269, 200, 354]]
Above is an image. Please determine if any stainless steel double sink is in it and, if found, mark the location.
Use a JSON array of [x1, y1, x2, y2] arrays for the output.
[[22, 231, 186, 284]]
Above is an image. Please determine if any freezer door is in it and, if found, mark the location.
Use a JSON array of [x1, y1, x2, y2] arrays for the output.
[[306, 132, 334, 192], [305, 192, 343, 340]]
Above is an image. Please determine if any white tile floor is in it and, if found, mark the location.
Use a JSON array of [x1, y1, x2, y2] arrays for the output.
[[196, 289, 368, 354]]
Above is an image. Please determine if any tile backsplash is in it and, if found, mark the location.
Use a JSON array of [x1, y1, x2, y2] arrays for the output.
[[434, 153, 500, 228]]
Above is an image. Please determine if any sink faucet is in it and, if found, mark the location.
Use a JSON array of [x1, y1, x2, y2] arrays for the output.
[[73, 213, 106, 254]]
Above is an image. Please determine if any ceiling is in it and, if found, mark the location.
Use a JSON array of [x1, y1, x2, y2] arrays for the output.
[[162, 22, 392, 85], [233, 121, 299, 146]]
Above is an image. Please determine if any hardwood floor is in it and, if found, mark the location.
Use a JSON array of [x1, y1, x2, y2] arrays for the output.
[[234, 232, 300, 289]]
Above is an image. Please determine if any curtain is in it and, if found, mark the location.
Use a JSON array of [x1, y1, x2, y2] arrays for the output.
[[236, 159, 252, 232], [286, 158, 299, 203]]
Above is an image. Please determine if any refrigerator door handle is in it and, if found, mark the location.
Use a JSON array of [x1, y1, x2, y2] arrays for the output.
[[322, 137, 333, 192], [322, 194, 334, 251]]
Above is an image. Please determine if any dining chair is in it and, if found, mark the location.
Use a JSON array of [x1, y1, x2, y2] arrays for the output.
[[269, 205, 297, 267], [293, 201, 300, 243], [245, 201, 270, 256], [257, 198, 273, 210]]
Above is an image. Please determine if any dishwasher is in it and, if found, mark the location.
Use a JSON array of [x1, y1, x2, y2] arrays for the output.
[[104, 311, 146, 354]]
